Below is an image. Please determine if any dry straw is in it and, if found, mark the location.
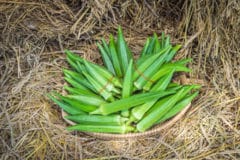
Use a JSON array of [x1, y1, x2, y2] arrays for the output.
[[0, 0, 239, 159]]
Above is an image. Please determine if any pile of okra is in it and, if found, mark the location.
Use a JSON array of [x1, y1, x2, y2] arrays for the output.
[[48, 26, 200, 134]]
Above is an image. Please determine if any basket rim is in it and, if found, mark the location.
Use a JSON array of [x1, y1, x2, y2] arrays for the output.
[[61, 103, 191, 140]]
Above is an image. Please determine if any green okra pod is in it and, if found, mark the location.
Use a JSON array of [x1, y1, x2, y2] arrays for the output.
[[134, 46, 171, 81], [117, 26, 133, 74], [82, 71, 115, 101], [83, 60, 116, 93], [156, 91, 199, 124], [91, 90, 175, 115], [64, 77, 91, 92], [149, 70, 175, 91], [153, 33, 161, 54], [143, 63, 191, 89], [66, 50, 122, 87], [64, 86, 97, 96], [67, 124, 135, 134], [145, 36, 156, 55], [134, 49, 170, 89], [140, 38, 150, 57], [90, 61, 122, 88], [63, 69, 96, 92], [65, 50, 83, 63], [65, 114, 128, 126], [121, 59, 133, 117], [136, 86, 195, 132], [67, 94, 106, 107], [47, 94, 86, 115], [121, 110, 130, 117], [101, 38, 111, 57], [166, 85, 182, 91], [97, 42, 116, 75], [130, 99, 158, 122], [161, 32, 165, 48], [165, 45, 181, 62], [66, 56, 81, 73], [54, 93, 97, 112], [109, 34, 123, 77], [130, 71, 176, 121], [164, 36, 170, 48], [122, 59, 133, 98]]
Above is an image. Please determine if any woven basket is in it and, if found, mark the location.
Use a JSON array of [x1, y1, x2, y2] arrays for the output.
[[61, 103, 191, 140], [61, 75, 194, 140]]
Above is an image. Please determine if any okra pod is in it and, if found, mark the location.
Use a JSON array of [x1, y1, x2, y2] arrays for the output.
[[149, 70, 175, 91], [109, 34, 123, 77], [132, 73, 177, 121], [165, 45, 181, 62], [144, 63, 191, 89], [167, 83, 179, 88], [64, 77, 91, 92], [136, 86, 194, 132], [91, 90, 175, 115], [161, 32, 165, 48], [67, 124, 135, 134], [140, 38, 150, 57], [64, 86, 97, 96], [54, 93, 97, 112], [121, 59, 133, 117], [63, 69, 96, 92], [133, 46, 171, 81], [83, 60, 116, 93], [131, 99, 158, 122], [67, 94, 106, 107], [66, 50, 122, 87], [164, 36, 170, 48], [166, 85, 182, 91], [101, 38, 111, 57], [122, 59, 133, 98], [153, 33, 161, 54], [117, 26, 133, 74], [134, 50, 170, 89], [47, 94, 86, 115], [145, 37, 156, 55], [156, 91, 199, 124], [121, 110, 130, 117], [97, 42, 116, 75], [65, 114, 128, 125], [66, 56, 81, 73], [82, 71, 115, 101], [90, 61, 122, 88]]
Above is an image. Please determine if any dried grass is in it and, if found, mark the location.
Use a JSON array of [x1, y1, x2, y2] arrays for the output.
[[0, 0, 239, 159]]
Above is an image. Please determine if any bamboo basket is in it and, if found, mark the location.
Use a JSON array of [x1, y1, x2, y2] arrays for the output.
[[61, 104, 191, 140], [61, 76, 192, 140]]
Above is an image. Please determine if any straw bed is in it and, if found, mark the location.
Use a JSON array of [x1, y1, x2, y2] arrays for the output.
[[1, 0, 239, 159]]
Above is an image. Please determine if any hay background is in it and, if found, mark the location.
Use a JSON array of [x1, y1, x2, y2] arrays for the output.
[[0, 0, 239, 159]]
